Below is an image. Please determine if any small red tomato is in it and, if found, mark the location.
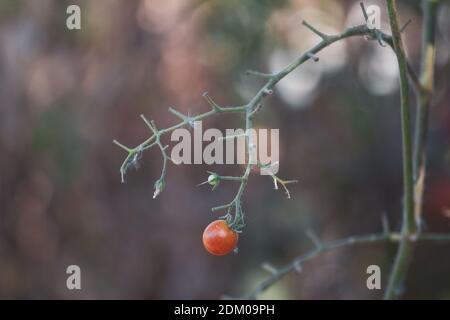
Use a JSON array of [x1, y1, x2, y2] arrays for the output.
[[202, 220, 238, 256]]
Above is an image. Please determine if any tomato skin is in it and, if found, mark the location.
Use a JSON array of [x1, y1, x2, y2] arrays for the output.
[[202, 220, 238, 256]]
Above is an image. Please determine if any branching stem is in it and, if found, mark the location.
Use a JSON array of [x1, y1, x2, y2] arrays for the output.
[[242, 232, 450, 299], [384, 0, 438, 300], [114, 1, 444, 299]]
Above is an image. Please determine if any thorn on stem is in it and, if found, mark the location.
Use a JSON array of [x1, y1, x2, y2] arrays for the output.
[[382, 212, 390, 234], [360, 2, 369, 22], [248, 104, 263, 118], [272, 176, 279, 190], [245, 70, 274, 78], [306, 52, 319, 62], [140, 114, 158, 135], [306, 229, 322, 249], [261, 263, 278, 275], [262, 88, 273, 97], [293, 261, 302, 274], [202, 92, 221, 111], [168, 107, 189, 122], [113, 140, 131, 152], [212, 202, 234, 212], [302, 20, 328, 40], [376, 31, 386, 47], [218, 132, 248, 141], [399, 18, 412, 33], [270, 174, 298, 199]]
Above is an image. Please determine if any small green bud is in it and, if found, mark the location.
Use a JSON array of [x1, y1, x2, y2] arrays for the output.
[[208, 174, 220, 186], [197, 172, 221, 190], [153, 179, 165, 199]]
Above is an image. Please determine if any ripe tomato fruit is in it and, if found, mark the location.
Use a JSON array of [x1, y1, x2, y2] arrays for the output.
[[202, 220, 238, 256]]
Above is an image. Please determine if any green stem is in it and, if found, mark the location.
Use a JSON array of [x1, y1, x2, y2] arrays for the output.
[[384, 238, 414, 299], [219, 176, 245, 181], [413, 0, 438, 231], [244, 232, 450, 299], [228, 107, 254, 230], [384, 0, 416, 300]]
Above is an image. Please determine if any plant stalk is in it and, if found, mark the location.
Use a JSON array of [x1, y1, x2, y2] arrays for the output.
[[413, 0, 438, 231], [384, 0, 416, 300]]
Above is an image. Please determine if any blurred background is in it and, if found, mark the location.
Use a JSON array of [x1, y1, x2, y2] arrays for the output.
[[1, 0, 450, 299]]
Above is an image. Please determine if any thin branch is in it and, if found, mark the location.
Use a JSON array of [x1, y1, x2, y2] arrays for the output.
[[381, 34, 422, 93], [360, 2, 369, 21], [306, 229, 323, 249], [400, 18, 412, 33], [140, 114, 157, 135], [261, 263, 278, 275], [211, 202, 234, 212], [218, 132, 248, 141], [382, 212, 391, 234], [241, 232, 450, 299], [274, 24, 372, 81], [202, 91, 222, 111], [387, 0, 416, 234], [248, 104, 263, 118], [115, 20, 419, 192], [270, 173, 298, 199], [302, 20, 329, 40], [245, 70, 274, 78], [219, 176, 245, 182], [384, 0, 416, 300], [112, 140, 131, 152], [168, 107, 189, 122], [413, 0, 438, 232], [197, 172, 243, 189]]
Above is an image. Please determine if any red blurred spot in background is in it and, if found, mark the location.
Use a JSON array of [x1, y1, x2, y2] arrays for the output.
[[424, 176, 450, 231]]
